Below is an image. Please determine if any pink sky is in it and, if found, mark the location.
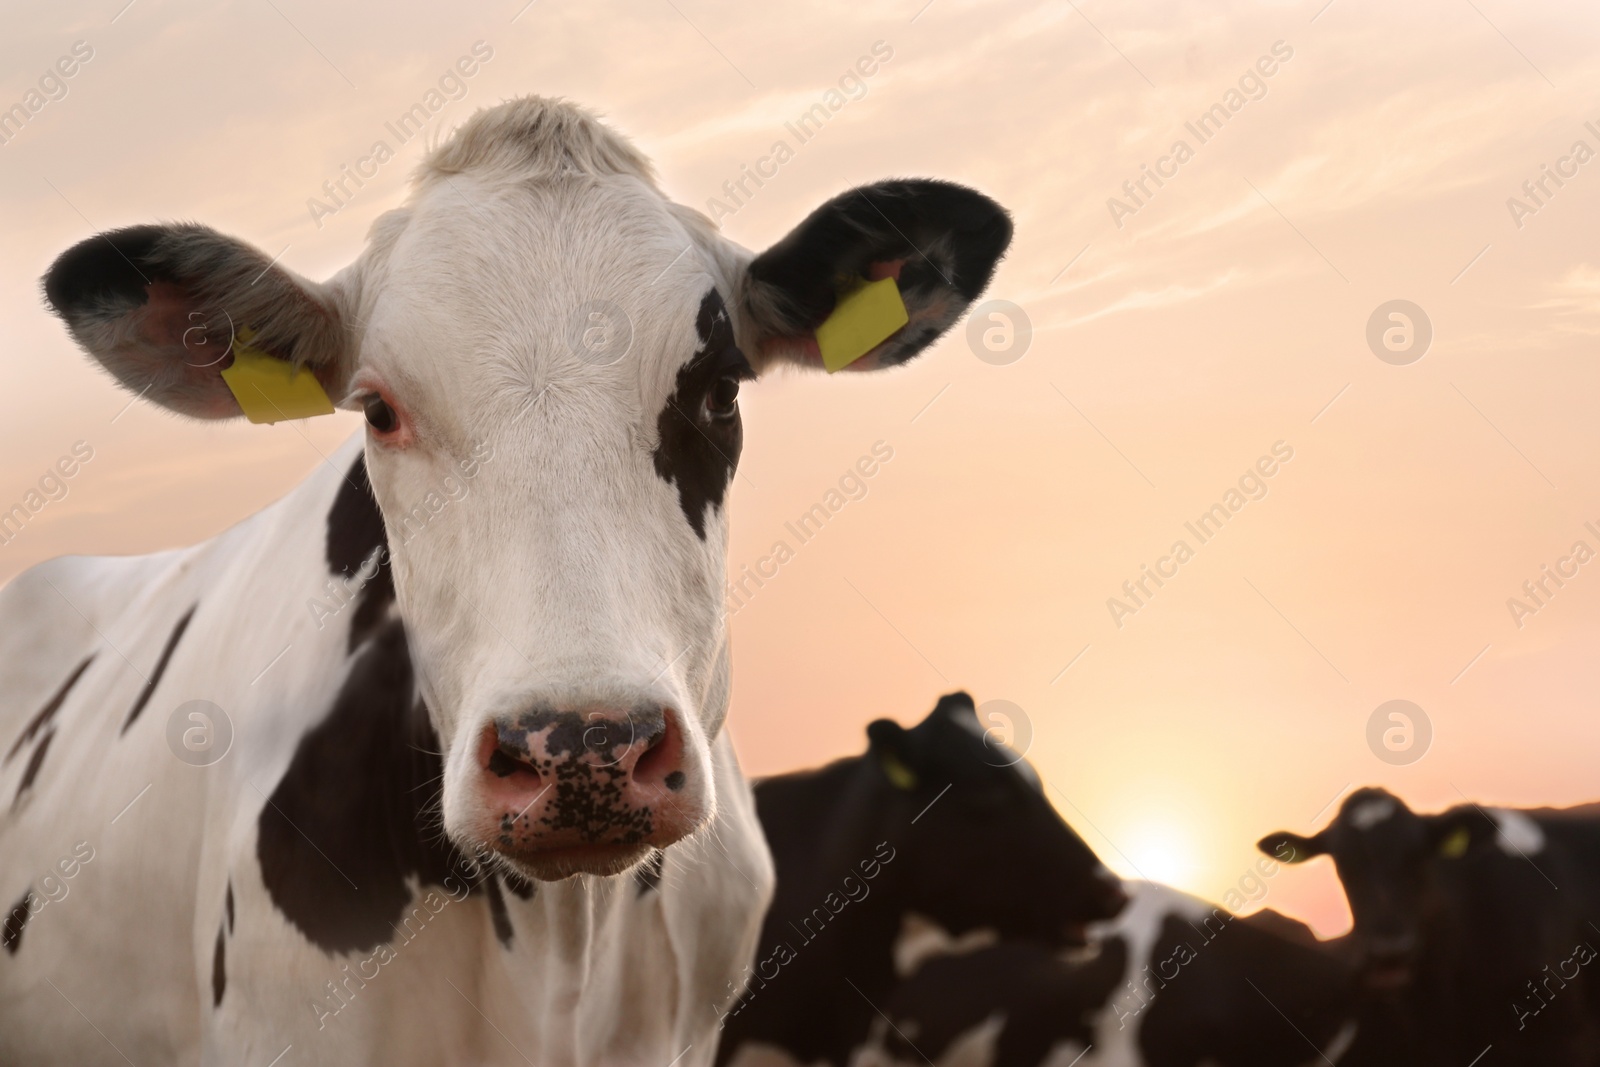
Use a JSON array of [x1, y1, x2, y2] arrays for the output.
[[4, 0, 1600, 936]]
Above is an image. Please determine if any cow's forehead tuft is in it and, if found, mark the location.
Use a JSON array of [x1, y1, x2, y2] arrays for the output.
[[1346, 796, 1397, 831]]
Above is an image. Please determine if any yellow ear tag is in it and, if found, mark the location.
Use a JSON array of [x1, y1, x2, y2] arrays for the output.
[[220, 328, 335, 424], [815, 276, 909, 373], [1439, 826, 1471, 858], [880, 752, 918, 791]]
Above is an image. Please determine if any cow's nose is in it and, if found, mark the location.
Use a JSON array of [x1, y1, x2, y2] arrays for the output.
[[475, 705, 689, 870]]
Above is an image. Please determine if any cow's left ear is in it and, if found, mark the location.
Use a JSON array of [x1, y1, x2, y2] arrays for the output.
[[738, 179, 1012, 373], [1257, 830, 1326, 864], [43, 223, 352, 420]]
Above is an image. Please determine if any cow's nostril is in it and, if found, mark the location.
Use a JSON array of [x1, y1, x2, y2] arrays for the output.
[[487, 749, 520, 778], [631, 710, 685, 788], [479, 722, 541, 781]]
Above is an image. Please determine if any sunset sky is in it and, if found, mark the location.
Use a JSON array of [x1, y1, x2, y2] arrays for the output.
[[4, 0, 1600, 936]]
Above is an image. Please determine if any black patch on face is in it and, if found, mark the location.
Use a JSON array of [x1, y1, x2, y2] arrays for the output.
[[326, 454, 395, 653], [121, 605, 197, 734], [225, 881, 234, 933], [14, 729, 54, 803], [2, 891, 31, 955], [634, 850, 665, 896], [485, 876, 513, 947], [255, 619, 492, 954], [5, 655, 93, 765], [211, 921, 226, 1007], [652, 290, 753, 540]]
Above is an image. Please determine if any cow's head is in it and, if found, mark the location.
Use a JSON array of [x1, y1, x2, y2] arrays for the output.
[[42, 98, 1012, 882], [1257, 787, 1491, 991], [866, 693, 1127, 947]]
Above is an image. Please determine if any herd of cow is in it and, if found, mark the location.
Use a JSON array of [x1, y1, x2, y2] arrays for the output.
[[1, 95, 1594, 1065], [720, 693, 1600, 1067]]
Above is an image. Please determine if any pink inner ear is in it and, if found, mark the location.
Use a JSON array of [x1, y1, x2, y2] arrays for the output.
[[141, 282, 235, 368], [139, 282, 196, 348], [866, 259, 906, 282]]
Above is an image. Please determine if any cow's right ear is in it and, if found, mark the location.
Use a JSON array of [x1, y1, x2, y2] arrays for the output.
[[1257, 830, 1326, 864], [43, 224, 351, 419], [866, 719, 919, 791]]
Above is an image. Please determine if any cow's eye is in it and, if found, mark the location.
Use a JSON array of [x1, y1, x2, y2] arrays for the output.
[[363, 394, 398, 434], [706, 376, 740, 420]]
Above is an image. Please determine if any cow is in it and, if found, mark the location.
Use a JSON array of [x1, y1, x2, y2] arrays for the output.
[[861, 881, 1359, 1067], [0, 96, 1014, 1066], [716, 691, 1129, 1067], [1259, 787, 1600, 1066]]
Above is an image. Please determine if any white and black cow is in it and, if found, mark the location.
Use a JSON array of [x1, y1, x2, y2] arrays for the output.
[[0, 97, 1013, 1065], [716, 692, 1129, 1067], [1259, 787, 1600, 1066], [861, 882, 1360, 1067]]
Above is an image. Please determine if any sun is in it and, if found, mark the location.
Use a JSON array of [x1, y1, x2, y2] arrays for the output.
[[1116, 821, 1201, 889]]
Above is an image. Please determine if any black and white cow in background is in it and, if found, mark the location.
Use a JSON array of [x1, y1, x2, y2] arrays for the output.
[[716, 692, 1129, 1067], [1259, 787, 1600, 1066], [862, 881, 1359, 1067], [0, 97, 1013, 1065]]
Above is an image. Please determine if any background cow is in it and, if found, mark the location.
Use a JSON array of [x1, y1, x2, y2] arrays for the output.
[[0, 97, 1012, 1065], [1260, 787, 1600, 1066], [717, 691, 1128, 1067], [864, 881, 1358, 1067]]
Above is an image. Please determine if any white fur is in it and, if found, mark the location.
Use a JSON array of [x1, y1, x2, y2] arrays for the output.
[[1491, 808, 1546, 856], [1348, 797, 1396, 830], [893, 912, 999, 978]]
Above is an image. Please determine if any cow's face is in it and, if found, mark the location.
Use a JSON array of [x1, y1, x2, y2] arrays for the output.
[[42, 98, 1012, 882], [1258, 788, 1483, 991], [868, 693, 1127, 947]]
